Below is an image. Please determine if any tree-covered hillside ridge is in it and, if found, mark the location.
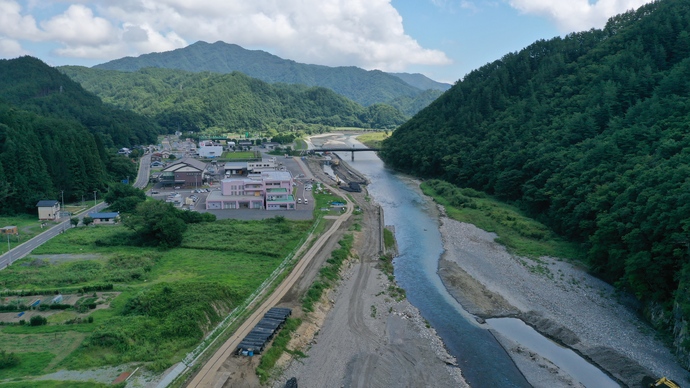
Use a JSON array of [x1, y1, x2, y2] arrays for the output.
[[0, 57, 156, 213], [92, 40, 448, 114], [60, 66, 407, 132], [381, 0, 690, 363]]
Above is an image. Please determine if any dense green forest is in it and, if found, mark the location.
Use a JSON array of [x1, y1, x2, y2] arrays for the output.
[[92, 40, 449, 112], [60, 66, 407, 132], [0, 57, 159, 213], [381, 0, 690, 360]]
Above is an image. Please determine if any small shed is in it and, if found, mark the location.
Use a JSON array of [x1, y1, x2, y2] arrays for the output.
[[36, 200, 60, 220], [88, 212, 120, 225], [0, 226, 18, 235]]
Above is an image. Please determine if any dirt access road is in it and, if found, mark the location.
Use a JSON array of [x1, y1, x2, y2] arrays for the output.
[[186, 155, 465, 388], [186, 157, 354, 387]]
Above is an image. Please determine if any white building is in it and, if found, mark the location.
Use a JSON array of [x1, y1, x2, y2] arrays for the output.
[[248, 157, 278, 173], [198, 140, 224, 158]]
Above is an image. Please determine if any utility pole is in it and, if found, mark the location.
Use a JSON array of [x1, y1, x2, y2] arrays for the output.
[[93, 190, 97, 208], [6, 233, 11, 266], [61, 190, 65, 218]]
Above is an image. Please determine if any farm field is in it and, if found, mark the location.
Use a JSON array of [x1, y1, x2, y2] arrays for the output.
[[0, 217, 312, 382]]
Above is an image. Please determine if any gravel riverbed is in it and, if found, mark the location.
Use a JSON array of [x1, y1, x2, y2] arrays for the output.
[[437, 207, 690, 387]]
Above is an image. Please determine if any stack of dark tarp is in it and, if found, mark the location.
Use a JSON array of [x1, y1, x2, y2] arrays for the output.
[[236, 307, 292, 356], [340, 182, 361, 192]]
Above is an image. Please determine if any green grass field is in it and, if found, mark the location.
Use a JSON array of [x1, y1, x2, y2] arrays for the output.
[[421, 179, 584, 262], [356, 132, 390, 148], [0, 217, 313, 378], [221, 151, 256, 160], [0, 215, 54, 255]]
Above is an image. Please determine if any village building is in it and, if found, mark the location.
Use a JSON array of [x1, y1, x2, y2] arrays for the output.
[[0, 226, 18, 235], [36, 200, 60, 220], [206, 171, 296, 210], [198, 140, 224, 158], [160, 158, 207, 188], [88, 212, 120, 224], [248, 157, 279, 173]]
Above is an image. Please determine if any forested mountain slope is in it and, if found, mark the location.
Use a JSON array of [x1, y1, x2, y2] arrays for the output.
[[93, 40, 444, 112], [388, 72, 452, 91], [60, 66, 407, 132], [0, 57, 159, 213], [381, 0, 690, 361]]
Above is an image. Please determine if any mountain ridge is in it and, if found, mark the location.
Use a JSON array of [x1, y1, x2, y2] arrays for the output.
[[60, 65, 407, 132], [94, 40, 449, 110]]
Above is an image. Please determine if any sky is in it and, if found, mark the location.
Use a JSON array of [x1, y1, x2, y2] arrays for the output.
[[0, 0, 655, 84]]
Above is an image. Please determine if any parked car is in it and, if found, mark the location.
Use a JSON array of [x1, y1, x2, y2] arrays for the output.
[[298, 198, 302, 204]]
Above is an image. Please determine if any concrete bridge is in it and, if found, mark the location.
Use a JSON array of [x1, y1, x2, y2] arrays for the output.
[[307, 147, 380, 161]]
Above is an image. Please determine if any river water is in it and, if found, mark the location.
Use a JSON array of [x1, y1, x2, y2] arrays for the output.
[[317, 136, 529, 387], [316, 133, 620, 387]]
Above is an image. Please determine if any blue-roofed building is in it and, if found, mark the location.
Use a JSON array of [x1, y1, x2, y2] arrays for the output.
[[88, 212, 120, 225]]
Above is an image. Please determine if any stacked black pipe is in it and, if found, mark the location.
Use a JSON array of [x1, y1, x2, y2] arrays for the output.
[[236, 307, 292, 355]]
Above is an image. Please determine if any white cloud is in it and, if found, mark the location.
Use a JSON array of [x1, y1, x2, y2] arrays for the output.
[[507, 0, 654, 31], [98, 0, 451, 71], [0, 37, 27, 58], [0, 0, 43, 40], [1, 0, 450, 69], [41, 5, 116, 46]]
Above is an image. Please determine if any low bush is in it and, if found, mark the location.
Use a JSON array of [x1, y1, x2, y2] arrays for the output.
[[30, 315, 48, 326]]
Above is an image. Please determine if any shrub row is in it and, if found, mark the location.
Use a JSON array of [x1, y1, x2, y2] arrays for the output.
[[302, 234, 353, 312], [0, 284, 113, 297], [0, 303, 79, 313]]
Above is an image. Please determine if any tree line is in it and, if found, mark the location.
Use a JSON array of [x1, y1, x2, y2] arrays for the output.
[[380, 0, 690, 363], [0, 56, 159, 213], [59, 66, 408, 132]]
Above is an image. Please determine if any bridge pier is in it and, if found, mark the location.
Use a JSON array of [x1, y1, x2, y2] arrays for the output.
[[351, 152, 354, 161]]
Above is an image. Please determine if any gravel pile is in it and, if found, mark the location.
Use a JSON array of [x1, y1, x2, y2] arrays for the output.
[[439, 212, 690, 386]]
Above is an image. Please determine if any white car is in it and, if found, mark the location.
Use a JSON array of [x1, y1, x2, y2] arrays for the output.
[[298, 198, 302, 204], [304, 199, 308, 204]]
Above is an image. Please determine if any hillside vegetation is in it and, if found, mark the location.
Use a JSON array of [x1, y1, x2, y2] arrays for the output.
[[381, 0, 690, 362], [92, 40, 448, 113], [60, 66, 407, 132], [0, 57, 160, 213]]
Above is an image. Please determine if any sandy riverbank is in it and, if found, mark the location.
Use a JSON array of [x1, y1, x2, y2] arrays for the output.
[[437, 206, 690, 387], [271, 176, 469, 387]]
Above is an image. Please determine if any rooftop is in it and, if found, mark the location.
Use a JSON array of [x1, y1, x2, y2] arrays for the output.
[[261, 171, 292, 181], [36, 200, 59, 207], [88, 212, 119, 219], [164, 157, 207, 172]]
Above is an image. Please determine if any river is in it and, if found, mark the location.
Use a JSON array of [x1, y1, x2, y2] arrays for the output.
[[312, 134, 529, 386], [314, 133, 620, 387]]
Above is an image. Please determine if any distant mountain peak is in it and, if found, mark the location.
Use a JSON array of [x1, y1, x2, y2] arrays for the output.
[[94, 41, 448, 111]]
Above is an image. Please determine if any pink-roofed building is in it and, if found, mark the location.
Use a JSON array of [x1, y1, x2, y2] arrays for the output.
[[206, 171, 296, 210]]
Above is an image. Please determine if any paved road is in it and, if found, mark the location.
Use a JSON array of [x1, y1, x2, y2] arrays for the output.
[[0, 153, 150, 269]]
